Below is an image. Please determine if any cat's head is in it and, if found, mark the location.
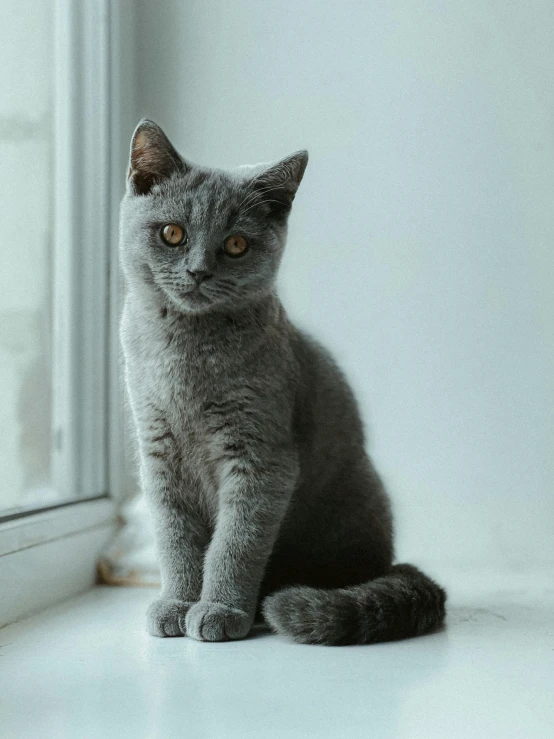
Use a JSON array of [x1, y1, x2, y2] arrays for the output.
[[120, 119, 308, 314]]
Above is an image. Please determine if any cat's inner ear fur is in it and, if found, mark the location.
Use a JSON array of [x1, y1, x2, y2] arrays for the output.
[[128, 119, 185, 195], [251, 150, 308, 214]]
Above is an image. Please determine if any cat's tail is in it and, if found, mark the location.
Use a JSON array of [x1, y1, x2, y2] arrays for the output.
[[262, 563, 446, 645]]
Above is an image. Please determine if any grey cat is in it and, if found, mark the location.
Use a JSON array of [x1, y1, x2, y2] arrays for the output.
[[120, 120, 446, 645]]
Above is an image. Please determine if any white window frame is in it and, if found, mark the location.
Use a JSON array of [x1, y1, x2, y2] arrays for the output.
[[0, 0, 129, 627]]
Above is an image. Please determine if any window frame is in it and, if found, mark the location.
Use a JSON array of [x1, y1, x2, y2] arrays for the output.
[[0, 0, 127, 627]]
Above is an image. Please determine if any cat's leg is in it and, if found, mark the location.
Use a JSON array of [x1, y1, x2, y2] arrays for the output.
[[139, 443, 209, 638], [185, 450, 297, 642], [146, 491, 209, 637], [262, 456, 394, 594]]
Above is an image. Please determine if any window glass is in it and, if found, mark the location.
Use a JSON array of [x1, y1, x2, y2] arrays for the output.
[[0, 0, 56, 510]]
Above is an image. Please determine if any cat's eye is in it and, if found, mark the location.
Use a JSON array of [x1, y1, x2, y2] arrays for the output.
[[223, 234, 249, 257], [160, 223, 186, 246]]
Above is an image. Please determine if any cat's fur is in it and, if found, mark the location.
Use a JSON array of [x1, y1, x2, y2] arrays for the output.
[[120, 120, 446, 645]]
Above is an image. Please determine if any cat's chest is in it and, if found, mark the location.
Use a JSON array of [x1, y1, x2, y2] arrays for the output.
[[130, 320, 244, 416]]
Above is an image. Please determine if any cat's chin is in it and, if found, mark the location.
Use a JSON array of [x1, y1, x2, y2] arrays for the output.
[[165, 287, 216, 315]]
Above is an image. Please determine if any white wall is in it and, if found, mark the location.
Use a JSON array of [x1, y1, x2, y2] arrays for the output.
[[134, 1, 554, 572]]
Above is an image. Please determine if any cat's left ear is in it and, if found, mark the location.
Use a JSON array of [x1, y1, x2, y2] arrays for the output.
[[127, 119, 185, 195], [252, 150, 309, 212]]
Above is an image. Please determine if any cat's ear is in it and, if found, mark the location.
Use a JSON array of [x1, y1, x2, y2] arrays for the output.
[[252, 150, 309, 213], [127, 119, 185, 195]]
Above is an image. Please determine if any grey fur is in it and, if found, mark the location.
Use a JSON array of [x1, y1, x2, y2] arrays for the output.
[[120, 120, 446, 645]]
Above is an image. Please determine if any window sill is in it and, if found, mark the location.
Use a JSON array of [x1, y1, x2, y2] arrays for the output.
[[1, 573, 553, 738], [0, 497, 117, 627]]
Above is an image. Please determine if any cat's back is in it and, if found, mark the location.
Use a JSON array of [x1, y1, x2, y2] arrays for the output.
[[288, 324, 366, 459]]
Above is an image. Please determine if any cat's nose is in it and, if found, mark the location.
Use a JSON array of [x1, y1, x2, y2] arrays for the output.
[[187, 269, 212, 285]]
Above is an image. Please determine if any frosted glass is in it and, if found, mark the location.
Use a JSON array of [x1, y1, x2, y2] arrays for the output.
[[0, 0, 56, 511]]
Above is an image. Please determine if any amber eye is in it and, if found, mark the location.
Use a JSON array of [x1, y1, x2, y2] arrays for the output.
[[223, 234, 249, 257], [160, 223, 186, 246]]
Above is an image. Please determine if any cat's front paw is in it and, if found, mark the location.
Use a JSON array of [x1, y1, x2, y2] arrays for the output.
[[146, 597, 195, 637], [185, 601, 252, 642]]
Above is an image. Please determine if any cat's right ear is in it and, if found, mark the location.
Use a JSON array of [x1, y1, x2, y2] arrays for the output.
[[127, 119, 185, 195]]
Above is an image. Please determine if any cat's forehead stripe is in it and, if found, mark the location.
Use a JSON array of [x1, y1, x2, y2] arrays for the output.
[[184, 169, 211, 190]]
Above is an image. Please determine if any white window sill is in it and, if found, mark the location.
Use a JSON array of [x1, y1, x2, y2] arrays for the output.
[[0, 497, 117, 627], [1, 571, 553, 738]]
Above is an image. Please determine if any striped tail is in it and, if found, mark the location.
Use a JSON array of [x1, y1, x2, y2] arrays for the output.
[[262, 564, 446, 646]]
